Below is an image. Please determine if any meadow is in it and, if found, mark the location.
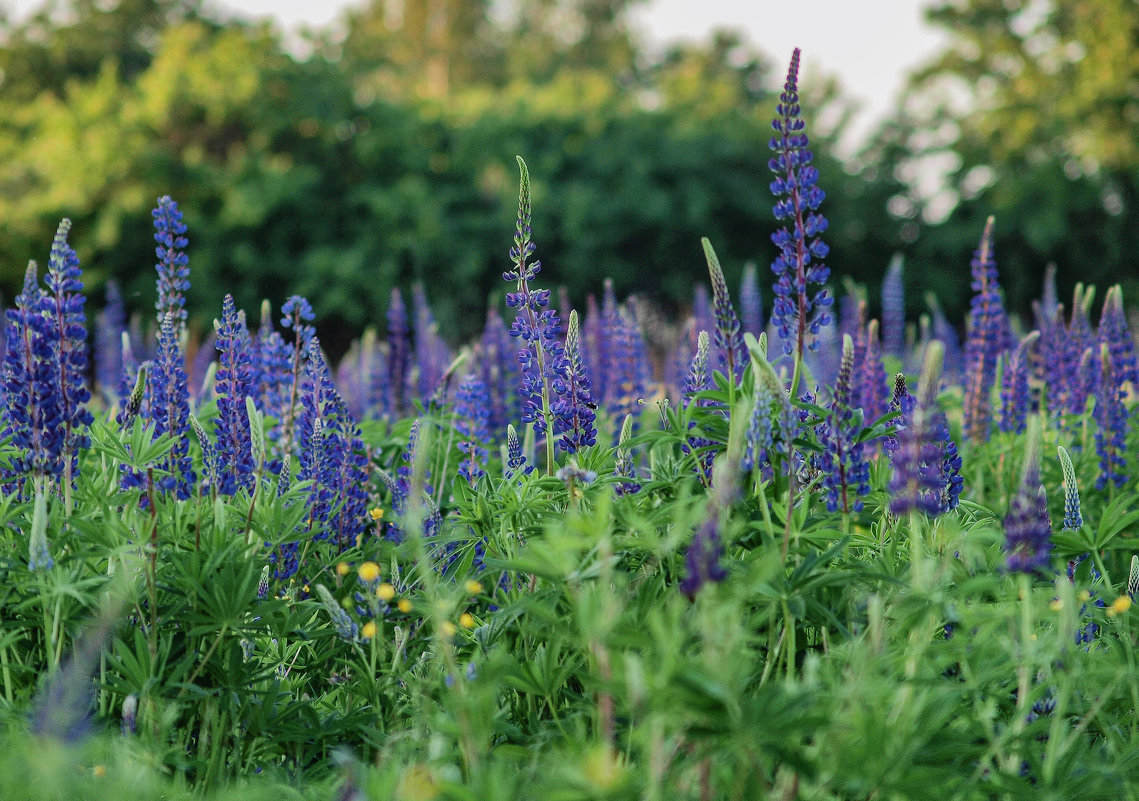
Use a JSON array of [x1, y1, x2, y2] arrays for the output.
[[3, 48, 1139, 801]]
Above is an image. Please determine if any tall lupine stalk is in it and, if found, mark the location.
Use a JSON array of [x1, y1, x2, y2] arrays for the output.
[[278, 295, 316, 460], [455, 373, 491, 485], [252, 300, 293, 440], [213, 295, 256, 496], [95, 280, 126, 402], [682, 331, 716, 485], [1054, 285, 1096, 416], [820, 335, 870, 516], [1093, 342, 1128, 491], [769, 47, 833, 364], [43, 220, 93, 500], [998, 331, 1039, 435], [613, 414, 641, 497], [702, 239, 746, 392], [386, 288, 411, 418], [152, 196, 190, 341], [148, 313, 195, 499], [881, 254, 905, 360], [1057, 445, 1082, 531], [739, 261, 763, 339], [607, 304, 650, 437], [1098, 285, 1138, 387], [961, 217, 1008, 444], [504, 156, 568, 474], [555, 310, 597, 455], [926, 292, 962, 381], [477, 305, 518, 436], [1004, 417, 1052, 574], [411, 282, 451, 403], [852, 316, 890, 427]]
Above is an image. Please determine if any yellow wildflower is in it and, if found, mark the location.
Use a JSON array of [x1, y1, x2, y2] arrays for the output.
[[361, 621, 377, 640], [358, 561, 381, 583], [440, 621, 457, 637], [377, 583, 396, 601], [459, 612, 475, 629], [336, 562, 350, 577], [398, 598, 412, 613], [370, 507, 385, 522], [464, 579, 483, 595]]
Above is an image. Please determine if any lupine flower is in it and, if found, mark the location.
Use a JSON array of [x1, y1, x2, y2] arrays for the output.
[[998, 331, 1039, 435], [1052, 286, 1096, 416], [1128, 555, 1139, 602], [1093, 342, 1128, 490], [962, 217, 1008, 443], [454, 373, 491, 485], [152, 196, 190, 339], [853, 316, 890, 427], [1004, 419, 1052, 574], [279, 294, 316, 455], [555, 310, 597, 454], [1098, 285, 1138, 387], [213, 295, 255, 495], [2, 262, 63, 483], [95, 280, 126, 401], [769, 47, 832, 360], [411, 282, 451, 403], [142, 313, 195, 499], [820, 335, 870, 513], [1039, 263, 1059, 325], [297, 338, 343, 540], [881, 254, 906, 359], [927, 293, 961, 381], [679, 459, 736, 599], [252, 300, 294, 438], [504, 157, 568, 457], [505, 423, 533, 481], [385, 287, 411, 417], [1056, 445, 1082, 530], [703, 239, 745, 383], [607, 304, 651, 429], [477, 305, 519, 436], [682, 330, 716, 484], [741, 382, 775, 477], [613, 413, 641, 497]]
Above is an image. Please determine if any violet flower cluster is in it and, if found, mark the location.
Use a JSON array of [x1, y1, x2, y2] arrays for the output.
[[455, 373, 491, 485], [819, 336, 870, 513], [213, 294, 256, 495], [554, 310, 597, 454], [961, 217, 1008, 443], [1004, 450, 1053, 574]]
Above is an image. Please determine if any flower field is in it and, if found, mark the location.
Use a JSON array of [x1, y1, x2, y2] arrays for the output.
[[4, 48, 1139, 800]]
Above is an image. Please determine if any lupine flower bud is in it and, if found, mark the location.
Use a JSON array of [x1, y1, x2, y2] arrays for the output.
[[1057, 445, 1082, 530], [998, 330, 1039, 435], [613, 413, 641, 497], [1004, 417, 1052, 574], [962, 217, 1009, 443]]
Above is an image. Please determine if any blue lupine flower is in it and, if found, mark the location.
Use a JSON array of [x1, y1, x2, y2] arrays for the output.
[[741, 382, 775, 476], [769, 47, 833, 360], [703, 239, 745, 383], [820, 336, 870, 513], [95, 280, 126, 401], [927, 293, 961, 381], [881, 255, 906, 359], [607, 303, 650, 431], [739, 262, 764, 339], [297, 338, 342, 539], [505, 423, 533, 481], [554, 310, 597, 454], [386, 287, 411, 417], [682, 330, 716, 484], [3, 262, 63, 483], [146, 313, 195, 499], [962, 217, 1009, 443], [1004, 425, 1052, 574], [477, 305, 520, 436], [213, 294, 256, 495], [326, 394, 370, 551], [281, 295, 316, 351], [613, 413, 641, 496], [998, 331, 1039, 435], [252, 300, 292, 442], [412, 282, 451, 403], [679, 512, 728, 599], [853, 317, 890, 427], [1056, 446, 1082, 530], [1093, 343, 1128, 490], [152, 196, 190, 339], [1054, 286, 1096, 416], [1098, 286, 1138, 387], [1037, 303, 1068, 415], [455, 373, 491, 485], [504, 157, 568, 445]]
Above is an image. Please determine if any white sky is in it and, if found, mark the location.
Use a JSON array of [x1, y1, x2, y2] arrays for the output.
[[3, 0, 949, 149]]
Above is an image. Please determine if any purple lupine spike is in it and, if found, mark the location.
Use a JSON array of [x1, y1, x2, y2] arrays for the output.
[[326, 391, 370, 551], [881, 254, 905, 360], [297, 338, 353, 543], [554, 310, 597, 455], [477, 304, 519, 436], [594, 279, 621, 406], [820, 335, 870, 513], [1059, 286, 1096, 415], [278, 294, 316, 457], [455, 373, 491, 485], [213, 295, 255, 496], [95, 280, 126, 402], [386, 288, 411, 417], [679, 461, 736, 599], [583, 293, 604, 398], [1039, 304, 1067, 414], [741, 382, 775, 477], [43, 219, 93, 480], [1039, 264, 1059, 328], [1004, 419, 1052, 573], [145, 313, 195, 499], [702, 239, 746, 384], [1093, 342, 1128, 490], [2, 262, 63, 482], [411, 282, 451, 404], [807, 314, 840, 387], [961, 217, 1008, 443], [998, 331, 1039, 435], [838, 290, 861, 345], [116, 332, 139, 414], [357, 329, 388, 421], [769, 47, 833, 361], [613, 413, 641, 496], [739, 261, 764, 340], [503, 158, 569, 472], [682, 330, 716, 484], [1098, 285, 1138, 387], [607, 304, 649, 434], [505, 423, 533, 481], [853, 318, 890, 426], [252, 300, 292, 436], [152, 196, 190, 340], [889, 344, 953, 517]]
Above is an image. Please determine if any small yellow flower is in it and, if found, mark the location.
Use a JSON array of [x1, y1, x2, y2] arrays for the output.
[[1049, 599, 1063, 611], [398, 598, 413, 613], [440, 621, 457, 637], [459, 612, 475, 628], [1078, 589, 1091, 602], [1112, 595, 1132, 615], [464, 579, 483, 595], [358, 561, 381, 583], [361, 621, 378, 640], [370, 507, 385, 522], [336, 562, 350, 577], [93, 765, 106, 778], [377, 583, 396, 601]]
